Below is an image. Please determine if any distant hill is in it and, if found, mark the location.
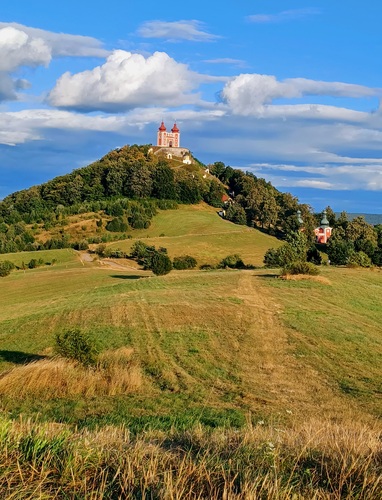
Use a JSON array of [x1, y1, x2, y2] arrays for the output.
[[337, 213, 382, 225]]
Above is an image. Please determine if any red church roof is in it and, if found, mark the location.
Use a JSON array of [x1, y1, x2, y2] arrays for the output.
[[171, 123, 180, 133], [158, 121, 166, 131]]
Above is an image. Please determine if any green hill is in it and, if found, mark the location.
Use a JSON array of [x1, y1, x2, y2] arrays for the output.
[[1, 146, 382, 497]]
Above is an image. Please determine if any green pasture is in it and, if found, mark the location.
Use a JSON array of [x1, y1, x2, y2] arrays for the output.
[[266, 267, 382, 415], [109, 203, 280, 266]]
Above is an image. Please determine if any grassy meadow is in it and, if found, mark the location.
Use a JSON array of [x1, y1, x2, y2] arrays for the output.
[[1, 203, 382, 497], [106, 203, 280, 266]]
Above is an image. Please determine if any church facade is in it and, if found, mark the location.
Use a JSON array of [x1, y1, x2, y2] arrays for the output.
[[157, 121, 180, 148]]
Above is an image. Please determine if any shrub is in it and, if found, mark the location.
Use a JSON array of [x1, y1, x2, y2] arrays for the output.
[[28, 258, 39, 269], [282, 261, 320, 276], [307, 246, 322, 265], [0, 260, 14, 277], [347, 251, 372, 268], [264, 243, 299, 268], [200, 263, 215, 270], [218, 254, 245, 269], [54, 329, 99, 367], [173, 255, 197, 270], [95, 243, 107, 256], [150, 252, 172, 276], [106, 217, 129, 232]]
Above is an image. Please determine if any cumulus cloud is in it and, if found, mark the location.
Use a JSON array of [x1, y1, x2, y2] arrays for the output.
[[137, 20, 219, 42], [221, 73, 380, 116], [0, 23, 107, 103], [48, 50, 205, 111], [0, 26, 52, 100], [247, 8, 320, 24], [0, 22, 108, 58], [0, 26, 51, 72]]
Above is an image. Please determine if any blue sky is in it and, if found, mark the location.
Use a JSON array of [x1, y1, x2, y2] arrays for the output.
[[1, 0, 382, 212]]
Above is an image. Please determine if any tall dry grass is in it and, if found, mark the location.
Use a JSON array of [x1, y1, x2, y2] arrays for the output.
[[0, 415, 381, 499], [0, 347, 142, 398]]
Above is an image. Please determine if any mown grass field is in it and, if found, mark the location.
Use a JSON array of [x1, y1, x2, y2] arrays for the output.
[[1, 244, 381, 428], [1, 211, 382, 497], [107, 203, 280, 266]]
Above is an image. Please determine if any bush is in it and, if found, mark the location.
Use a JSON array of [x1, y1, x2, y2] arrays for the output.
[[264, 243, 299, 268], [218, 254, 245, 269], [0, 260, 15, 277], [106, 217, 129, 232], [307, 246, 322, 265], [28, 258, 39, 269], [150, 252, 173, 276], [347, 251, 372, 268], [173, 255, 197, 270], [281, 261, 320, 276], [200, 263, 215, 270], [54, 329, 99, 367]]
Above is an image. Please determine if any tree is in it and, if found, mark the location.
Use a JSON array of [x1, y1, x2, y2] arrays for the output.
[[151, 162, 177, 200], [346, 216, 377, 257], [204, 179, 226, 207], [225, 204, 246, 225], [173, 255, 197, 270], [150, 251, 172, 276], [327, 238, 354, 265]]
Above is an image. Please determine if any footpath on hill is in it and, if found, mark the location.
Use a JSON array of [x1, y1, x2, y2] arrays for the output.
[[233, 272, 360, 420]]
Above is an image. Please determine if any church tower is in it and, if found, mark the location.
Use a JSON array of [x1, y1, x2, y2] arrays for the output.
[[157, 121, 167, 147], [156, 122, 180, 148]]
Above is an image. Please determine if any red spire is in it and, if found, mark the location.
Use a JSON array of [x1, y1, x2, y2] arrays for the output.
[[159, 121, 166, 131], [171, 123, 179, 133]]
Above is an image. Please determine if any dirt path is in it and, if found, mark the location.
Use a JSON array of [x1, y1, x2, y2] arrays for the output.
[[77, 252, 140, 272], [233, 272, 352, 417]]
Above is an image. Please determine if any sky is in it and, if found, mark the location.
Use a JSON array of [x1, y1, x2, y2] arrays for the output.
[[1, 0, 382, 213]]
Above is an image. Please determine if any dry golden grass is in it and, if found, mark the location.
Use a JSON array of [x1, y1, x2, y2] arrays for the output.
[[281, 274, 332, 285], [0, 415, 381, 499], [0, 347, 142, 399]]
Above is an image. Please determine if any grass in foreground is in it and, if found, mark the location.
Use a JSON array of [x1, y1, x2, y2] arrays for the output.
[[0, 416, 381, 499]]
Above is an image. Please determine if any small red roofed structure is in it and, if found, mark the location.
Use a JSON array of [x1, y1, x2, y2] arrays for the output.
[[314, 210, 333, 244]]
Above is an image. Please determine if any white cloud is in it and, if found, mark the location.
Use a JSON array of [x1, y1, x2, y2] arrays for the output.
[[0, 107, 225, 146], [247, 8, 320, 24], [221, 73, 379, 116], [0, 22, 108, 58], [0, 27, 51, 72], [203, 58, 247, 68], [0, 23, 108, 103], [48, 50, 205, 111], [137, 20, 219, 42]]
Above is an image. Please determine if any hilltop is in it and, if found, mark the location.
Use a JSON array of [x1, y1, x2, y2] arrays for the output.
[[0, 143, 308, 257]]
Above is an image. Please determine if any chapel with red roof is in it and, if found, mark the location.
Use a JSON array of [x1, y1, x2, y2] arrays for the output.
[[157, 121, 180, 148]]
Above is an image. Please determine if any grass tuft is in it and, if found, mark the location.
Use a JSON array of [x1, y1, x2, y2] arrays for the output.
[[0, 348, 142, 399]]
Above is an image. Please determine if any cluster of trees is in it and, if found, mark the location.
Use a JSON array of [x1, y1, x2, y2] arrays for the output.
[[0, 146, 224, 227], [264, 211, 382, 270], [129, 241, 198, 275], [326, 212, 382, 266], [0, 257, 56, 278], [210, 162, 310, 237], [0, 146, 228, 254]]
